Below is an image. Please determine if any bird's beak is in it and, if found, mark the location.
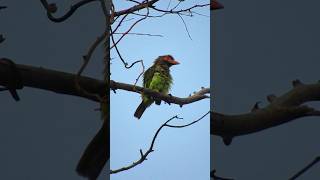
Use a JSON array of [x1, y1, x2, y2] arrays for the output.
[[171, 60, 180, 65]]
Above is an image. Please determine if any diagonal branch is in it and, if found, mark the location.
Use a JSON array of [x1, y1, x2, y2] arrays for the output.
[[289, 156, 320, 180], [211, 80, 320, 145], [110, 111, 209, 174]]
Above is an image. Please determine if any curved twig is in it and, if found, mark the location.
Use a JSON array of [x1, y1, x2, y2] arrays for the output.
[[40, 0, 98, 23]]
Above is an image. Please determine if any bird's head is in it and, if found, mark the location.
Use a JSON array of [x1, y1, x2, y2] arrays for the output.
[[155, 55, 180, 67]]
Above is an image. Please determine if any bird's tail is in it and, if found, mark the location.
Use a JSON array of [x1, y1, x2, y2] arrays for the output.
[[134, 101, 147, 119], [76, 120, 109, 180]]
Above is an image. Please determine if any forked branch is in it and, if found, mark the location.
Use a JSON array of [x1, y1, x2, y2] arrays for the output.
[[110, 111, 209, 174]]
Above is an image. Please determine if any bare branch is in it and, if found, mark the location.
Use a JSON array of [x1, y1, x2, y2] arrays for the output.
[[113, 32, 163, 37], [151, 3, 209, 14], [212, 80, 320, 145], [110, 112, 208, 174], [111, 80, 209, 106], [75, 30, 108, 102], [166, 111, 209, 128], [40, 0, 98, 23], [177, 13, 192, 40], [113, 0, 159, 17], [110, 5, 150, 49], [289, 156, 320, 180], [110, 26, 145, 85]]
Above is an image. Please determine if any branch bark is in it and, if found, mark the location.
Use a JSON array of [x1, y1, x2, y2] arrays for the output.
[[211, 80, 320, 145]]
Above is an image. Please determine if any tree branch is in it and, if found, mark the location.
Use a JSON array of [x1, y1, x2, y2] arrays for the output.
[[110, 111, 209, 174], [113, 0, 159, 17], [111, 81, 209, 106], [40, 0, 98, 23], [211, 80, 320, 145], [0, 59, 209, 106]]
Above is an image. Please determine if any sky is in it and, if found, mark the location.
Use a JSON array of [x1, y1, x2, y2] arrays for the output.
[[212, 0, 320, 179], [110, 1, 210, 180], [0, 0, 210, 180]]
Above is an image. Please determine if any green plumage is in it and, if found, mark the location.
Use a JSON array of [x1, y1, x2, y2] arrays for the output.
[[134, 55, 179, 119]]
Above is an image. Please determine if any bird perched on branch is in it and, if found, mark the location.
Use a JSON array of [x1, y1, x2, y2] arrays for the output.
[[134, 55, 179, 119]]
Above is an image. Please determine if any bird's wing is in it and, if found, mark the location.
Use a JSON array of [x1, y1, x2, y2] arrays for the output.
[[143, 66, 154, 88]]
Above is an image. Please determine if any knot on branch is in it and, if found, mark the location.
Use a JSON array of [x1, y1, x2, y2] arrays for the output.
[[0, 58, 23, 101]]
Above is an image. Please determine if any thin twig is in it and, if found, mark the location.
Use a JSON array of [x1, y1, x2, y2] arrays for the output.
[[75, 30, 108, 102], [110, 26, 145, 85], [166, 111, 209, 128], [177, 13, 192, 40], [113, 32, 163, 37], [289, 156, 320, 180], [114, 0, 159, 17], [110, 4, 150, 49]]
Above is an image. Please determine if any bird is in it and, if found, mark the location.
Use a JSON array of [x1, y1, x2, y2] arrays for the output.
[[134, 55, 179, 119]]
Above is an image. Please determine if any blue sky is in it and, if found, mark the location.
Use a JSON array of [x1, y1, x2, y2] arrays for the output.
[[110, 1, 210, 180]]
